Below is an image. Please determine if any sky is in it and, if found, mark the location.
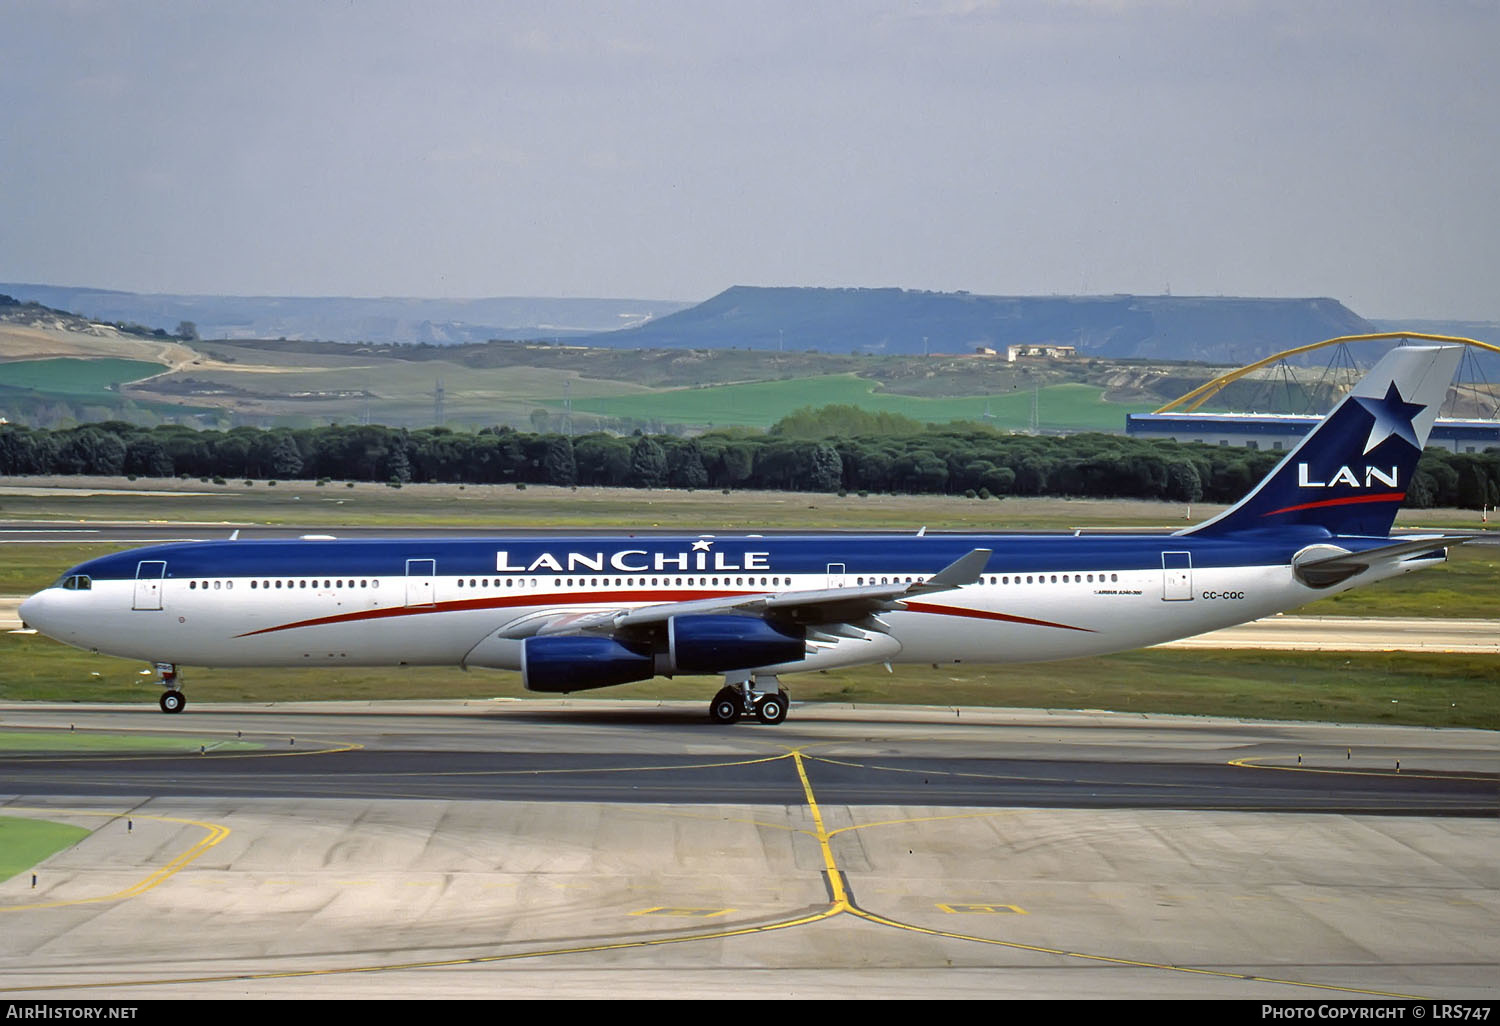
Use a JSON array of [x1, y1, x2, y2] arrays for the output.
[[2, 1, 1497, 319]]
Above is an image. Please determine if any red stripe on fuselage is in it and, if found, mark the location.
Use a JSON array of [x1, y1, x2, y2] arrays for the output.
[[901, 601, 1095, 632], [235, 589, 1094, 638], [233, 589, 742, 638], [1262, 491, 1404, 517]]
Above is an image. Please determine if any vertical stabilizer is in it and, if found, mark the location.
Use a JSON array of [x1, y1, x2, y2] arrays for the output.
[[1184, 345, 1462, 538]]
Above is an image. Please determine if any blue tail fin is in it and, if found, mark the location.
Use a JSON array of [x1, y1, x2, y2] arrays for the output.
[[1185, 345, 1462, 539]]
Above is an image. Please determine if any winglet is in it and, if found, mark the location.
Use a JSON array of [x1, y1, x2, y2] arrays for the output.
[[908, 547, 992, 594]]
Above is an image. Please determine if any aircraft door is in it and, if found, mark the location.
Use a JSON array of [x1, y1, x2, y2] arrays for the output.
[[133, 561, 167, 610], [1161, 551, 1193, 601], [405, 558, 437, 607], [826, 563, 847, 588]]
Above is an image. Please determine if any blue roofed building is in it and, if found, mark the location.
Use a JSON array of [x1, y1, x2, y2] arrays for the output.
[[1126, 413, 1500, 454]]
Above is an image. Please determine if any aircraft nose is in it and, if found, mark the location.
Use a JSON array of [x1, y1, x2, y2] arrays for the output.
[[19, 591, 50, 633]]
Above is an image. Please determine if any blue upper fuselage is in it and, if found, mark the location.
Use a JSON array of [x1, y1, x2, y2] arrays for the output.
[[57, 529, 1374, 584]]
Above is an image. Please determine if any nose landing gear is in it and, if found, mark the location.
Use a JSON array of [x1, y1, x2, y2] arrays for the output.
[[155, 662, 185, 714]]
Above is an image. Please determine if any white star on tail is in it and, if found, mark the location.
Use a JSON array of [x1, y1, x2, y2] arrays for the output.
[[1354, 381, 1426, 455]]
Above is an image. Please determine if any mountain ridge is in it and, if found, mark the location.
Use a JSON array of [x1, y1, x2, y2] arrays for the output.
[[593, 286, 1376, 363], [0, 281, 1422, 366]]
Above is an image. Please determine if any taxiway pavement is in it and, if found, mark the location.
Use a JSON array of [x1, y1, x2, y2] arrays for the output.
[[0, 700, 1494, 1000]]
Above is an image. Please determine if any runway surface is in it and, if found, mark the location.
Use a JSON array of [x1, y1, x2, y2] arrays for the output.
[[0, 700, 1494, 999]]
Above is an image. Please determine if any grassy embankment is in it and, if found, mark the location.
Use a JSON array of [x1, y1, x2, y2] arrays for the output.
[[2, 629, 1494, 729]]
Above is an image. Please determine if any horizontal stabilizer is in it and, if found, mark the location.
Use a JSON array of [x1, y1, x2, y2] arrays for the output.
[[1293, 535, 1477, 588]]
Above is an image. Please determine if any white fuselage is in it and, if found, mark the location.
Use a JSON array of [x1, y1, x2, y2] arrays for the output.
[[21, 539, 1427, 679]]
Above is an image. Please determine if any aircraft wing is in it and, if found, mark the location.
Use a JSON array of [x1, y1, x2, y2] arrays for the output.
[[502, 547, 993, 639]]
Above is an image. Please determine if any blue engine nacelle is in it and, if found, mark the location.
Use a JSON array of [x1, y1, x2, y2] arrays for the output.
[[522, 635, 655, 693], [668, 615, 806, 673]]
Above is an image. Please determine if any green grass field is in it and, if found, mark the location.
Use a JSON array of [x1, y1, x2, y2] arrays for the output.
[[137, 349, 652, 428], [1, 631, 1493, 729], [0, 729, 261, 753], [563, 375, 1160, 431], [0, 479, 1235, 530], [1300, 544, 1500, 618], [0, 358, 166, 397], [0, 816, 91, 882], [137, 342, 1167, 431]]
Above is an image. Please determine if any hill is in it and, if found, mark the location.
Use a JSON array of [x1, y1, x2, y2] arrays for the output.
[[594, 286, 1375, 362], [0, 284, 691, 345]]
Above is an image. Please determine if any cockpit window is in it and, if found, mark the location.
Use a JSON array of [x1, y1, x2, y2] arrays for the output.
[[58, 575, 92, 591]]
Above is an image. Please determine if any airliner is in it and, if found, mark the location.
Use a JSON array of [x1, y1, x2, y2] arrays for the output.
[[20, 346, 1467, 725]]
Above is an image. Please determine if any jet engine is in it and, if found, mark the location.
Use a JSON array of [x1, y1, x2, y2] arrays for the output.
[[668, 615, 805, 673], [521, 635, 654, 693]]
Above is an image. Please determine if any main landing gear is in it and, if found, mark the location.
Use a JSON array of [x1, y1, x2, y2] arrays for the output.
[[155, 662, 185, 714], [708, 675, 790, 726]]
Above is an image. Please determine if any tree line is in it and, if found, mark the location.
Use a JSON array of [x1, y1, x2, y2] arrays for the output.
[[1, 419, 1497, 509]]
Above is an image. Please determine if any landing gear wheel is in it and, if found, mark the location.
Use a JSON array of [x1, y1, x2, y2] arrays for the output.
[[159, 690, 185, 714], [754, 693, 788, 725], [709, 689, 742, 724]]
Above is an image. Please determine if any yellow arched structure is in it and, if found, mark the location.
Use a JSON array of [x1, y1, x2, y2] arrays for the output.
[[1153, 332, 1500, 414]]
